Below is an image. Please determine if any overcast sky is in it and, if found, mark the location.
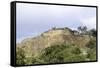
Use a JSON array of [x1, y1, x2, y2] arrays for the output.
[[16, 3, 96, 43]]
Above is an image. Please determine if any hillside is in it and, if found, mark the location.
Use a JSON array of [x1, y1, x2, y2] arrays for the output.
[[16, 27, 96, 65]]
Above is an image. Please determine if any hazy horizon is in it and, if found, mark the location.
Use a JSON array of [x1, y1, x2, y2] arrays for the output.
[[16, 3, 96, 43]]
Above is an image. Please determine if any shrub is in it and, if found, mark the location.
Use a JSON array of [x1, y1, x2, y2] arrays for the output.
[[87, 48, 96, 61], [86, 39, 96, 49], [38, 44, 86, 64], [16, 47, 26, 65], [71, 47, 81, 54]]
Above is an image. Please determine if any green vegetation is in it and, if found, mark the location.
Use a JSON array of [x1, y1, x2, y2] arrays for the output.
[[86, 38, 96, 49], [16, 26, 97, 65], [86, 38, 96, 61], [16, 47, 26, 65], [39, 44, 85, 63], [16, 47, 37, 65], [16, 40, 96, 65]]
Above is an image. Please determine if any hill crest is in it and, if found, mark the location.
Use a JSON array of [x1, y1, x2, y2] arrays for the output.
[[17, 27, 90, 57]]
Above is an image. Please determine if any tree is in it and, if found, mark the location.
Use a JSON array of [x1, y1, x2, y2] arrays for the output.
[[89, 29, 96, 37], [52, 27, 57, 30], [78, 26, 82, 33], [77, 26, 87, 35], [83, 26, 87, 34]]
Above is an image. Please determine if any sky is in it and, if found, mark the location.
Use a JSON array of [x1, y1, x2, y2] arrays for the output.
[[16, 3, 96, 43]]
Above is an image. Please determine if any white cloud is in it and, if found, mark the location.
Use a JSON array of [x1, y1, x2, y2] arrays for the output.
[[80, 17, 96, 29]]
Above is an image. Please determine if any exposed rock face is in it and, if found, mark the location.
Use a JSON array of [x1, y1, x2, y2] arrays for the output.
[[17, 27, 90, 57]]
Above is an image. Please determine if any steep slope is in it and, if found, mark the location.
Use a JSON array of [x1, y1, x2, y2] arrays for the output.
[[17, 27, 91, 57]]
